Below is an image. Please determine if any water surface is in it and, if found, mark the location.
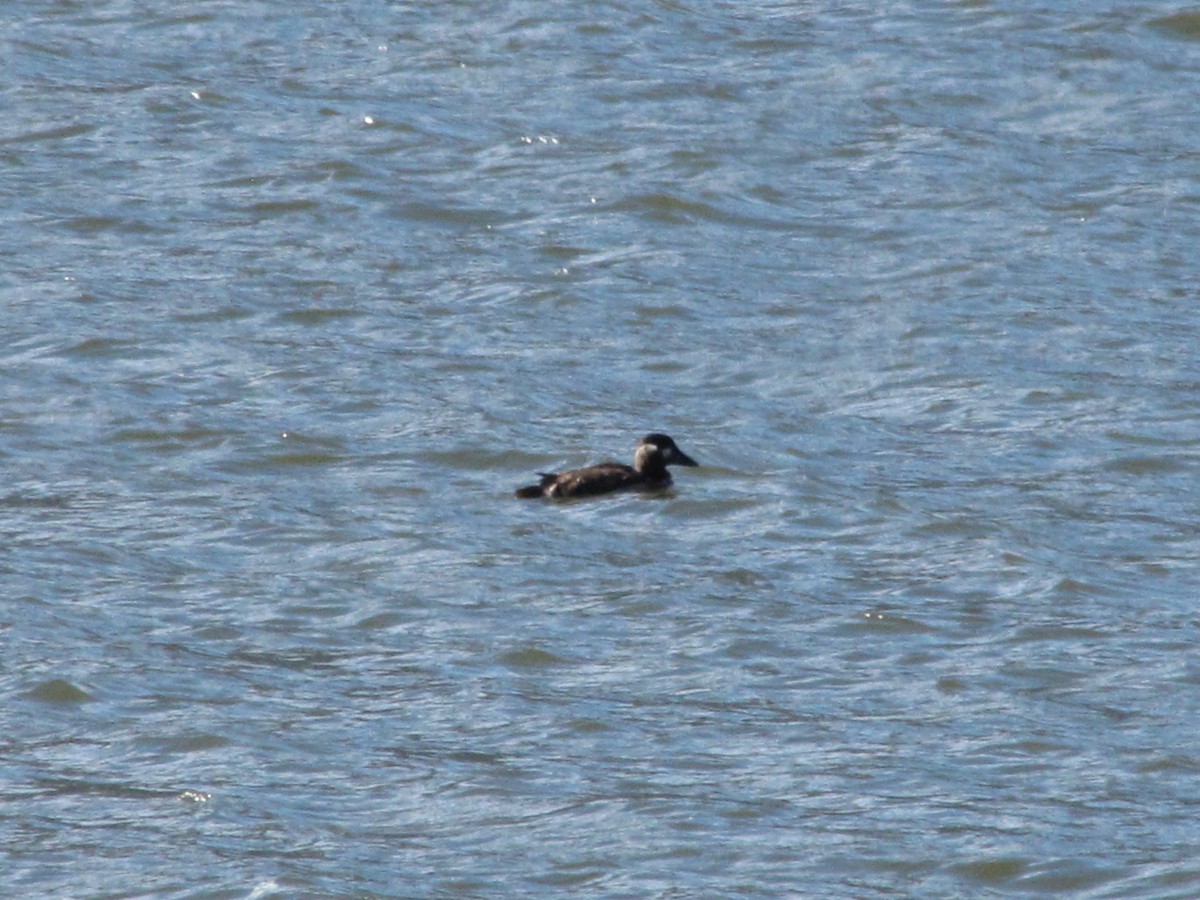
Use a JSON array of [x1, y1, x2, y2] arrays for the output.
[[4, 2, 1200, 897]]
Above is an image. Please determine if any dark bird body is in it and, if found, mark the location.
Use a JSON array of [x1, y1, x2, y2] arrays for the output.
[[515, 433, 699, 499]]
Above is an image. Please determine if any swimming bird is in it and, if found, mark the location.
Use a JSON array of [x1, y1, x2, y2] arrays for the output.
[[515, 433, 699, 499]]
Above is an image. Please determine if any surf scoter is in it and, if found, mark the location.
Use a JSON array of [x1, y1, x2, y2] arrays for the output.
[[515, 433, 699, 499]]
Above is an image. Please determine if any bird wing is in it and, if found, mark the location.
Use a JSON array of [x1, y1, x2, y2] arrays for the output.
[[550, 462, 639, 497]]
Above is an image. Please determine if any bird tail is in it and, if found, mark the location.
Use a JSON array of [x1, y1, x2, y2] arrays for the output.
[[514, 472, 556, 499]]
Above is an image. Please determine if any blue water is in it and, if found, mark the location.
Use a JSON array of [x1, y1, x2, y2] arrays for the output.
[[4, 2, 1200, 897]]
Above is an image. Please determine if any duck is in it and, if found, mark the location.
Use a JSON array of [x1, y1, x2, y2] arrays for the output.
[[515, 433, 699, 499]]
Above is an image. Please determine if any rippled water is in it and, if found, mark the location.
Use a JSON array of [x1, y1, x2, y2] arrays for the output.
[[5, 2, 1200, 897]]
